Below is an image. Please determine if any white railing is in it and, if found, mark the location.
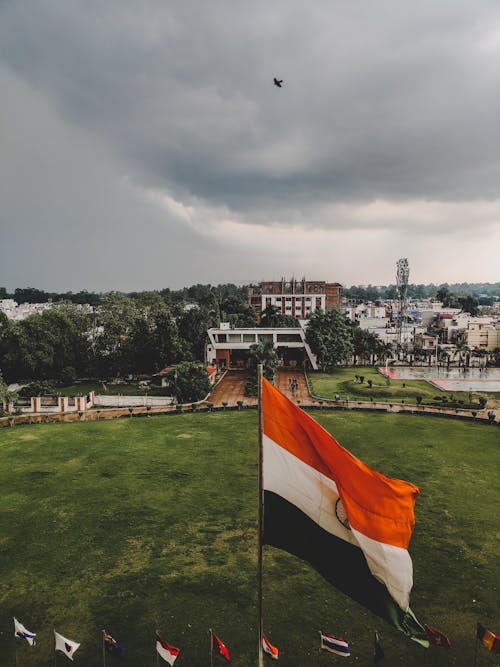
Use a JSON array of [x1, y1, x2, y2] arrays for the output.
[[94, 395, 175, 407]]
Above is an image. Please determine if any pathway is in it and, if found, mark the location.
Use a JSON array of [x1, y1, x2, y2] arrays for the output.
[[208, 371, 257, 407]]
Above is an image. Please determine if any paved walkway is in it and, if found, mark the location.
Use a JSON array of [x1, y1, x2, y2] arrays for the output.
[[275, 370, 311, 404], [208, 371, 257, 407]]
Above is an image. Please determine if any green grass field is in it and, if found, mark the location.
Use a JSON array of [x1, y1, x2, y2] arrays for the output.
[[309, 366, 499, 408], [0, 412, 498, 666]]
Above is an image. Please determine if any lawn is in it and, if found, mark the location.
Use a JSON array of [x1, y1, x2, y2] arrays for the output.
[[0, 412, 498, 666], [309, 366, 497, 408]]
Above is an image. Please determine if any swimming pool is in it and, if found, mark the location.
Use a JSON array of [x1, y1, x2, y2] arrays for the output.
[[378, 366, 500, 392]]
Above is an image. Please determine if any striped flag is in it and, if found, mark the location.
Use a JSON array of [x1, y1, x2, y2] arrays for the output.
[[477, 623, 500, 655], [262, 378, 428, 645], [156, 632, 180, 665], [13, 618, 36, 646], [320, 632, 350, 657], [262, 634, 279, 659]]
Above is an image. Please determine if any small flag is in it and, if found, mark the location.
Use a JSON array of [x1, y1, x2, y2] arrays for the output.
[[320, 631, 350, 657], [211, 631, 231, 663], [14, 618, 36, 646], [425, 624, 451, 648], [374, 631, 385, 663], [103, 630, 125, 656], [156, 632, 180, 665], [262, 634, 279, 659], [477, 623, 500, 655], [54, 631, 80, 661]]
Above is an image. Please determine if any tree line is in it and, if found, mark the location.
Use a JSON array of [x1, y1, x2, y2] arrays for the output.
[[2, 281, 499, 307]]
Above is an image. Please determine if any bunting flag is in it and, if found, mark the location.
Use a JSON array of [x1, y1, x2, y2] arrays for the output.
[[425, 624, 451, 648], [211, 631, 231, 663], [14, 618, 36, 646], [477, 623, 500, 655], [374, 630, 385, 663], [262, 378, 428, 645], [319, 631, 350, 657], [262, 634, 279, 659], [103, 630, 125, 656], [54, 631, 80, 661], [156, 632, 180, 665]]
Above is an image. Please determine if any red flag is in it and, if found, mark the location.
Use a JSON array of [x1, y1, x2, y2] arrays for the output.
[[425, 625, 451, 648], [212, 631, 230, 663], [156, 632, 180, 665], [262, 634, 279, 659]]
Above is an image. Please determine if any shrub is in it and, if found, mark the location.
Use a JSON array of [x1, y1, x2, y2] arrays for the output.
[[19, 380, 57, 397], [359, 376, 365, 384], [59, 366, 77, 384], [367, 379, 373, 388], [166, 362, 211, 403], [416, 395, 423, 405], [478, 397, 487, 409]]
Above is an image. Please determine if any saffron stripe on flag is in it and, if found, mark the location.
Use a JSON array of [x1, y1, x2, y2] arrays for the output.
[[262, 378, 428, 646]]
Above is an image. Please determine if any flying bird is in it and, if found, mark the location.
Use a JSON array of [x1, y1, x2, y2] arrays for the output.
[[273, 77, 283, 88]]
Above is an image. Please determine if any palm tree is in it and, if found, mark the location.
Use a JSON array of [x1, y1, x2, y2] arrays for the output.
[[246, 340, 277, 381]]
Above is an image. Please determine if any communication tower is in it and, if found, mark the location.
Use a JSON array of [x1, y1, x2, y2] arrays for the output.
[[396, 258, 409, 349]]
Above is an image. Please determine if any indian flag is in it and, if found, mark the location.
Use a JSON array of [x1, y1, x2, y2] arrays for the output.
[[262, 378, 428, 645]]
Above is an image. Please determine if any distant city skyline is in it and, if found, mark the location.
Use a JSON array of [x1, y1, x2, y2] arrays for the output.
[[1, 2, 499, 291]]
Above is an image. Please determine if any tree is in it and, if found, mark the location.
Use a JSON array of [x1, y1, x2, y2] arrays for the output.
[[245, 340, 277, 396], [260, 304, 299, 328], [167, 362, 211, 403], [246, 340, 277, 381], [220, 296, 256, 328], [177, 306, 216, 361], [92, 292, 140, 376], [128, 293, 184, 373], [458, 295, 479, 316], [305, 310, 354, 371]]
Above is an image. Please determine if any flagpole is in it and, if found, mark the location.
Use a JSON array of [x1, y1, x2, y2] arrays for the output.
[[473, 635, 478, 667], [102, 630, 106, 667], [209, 629, 213, 667], [15, 647, 18, 667], [257, 363, 264, 667]]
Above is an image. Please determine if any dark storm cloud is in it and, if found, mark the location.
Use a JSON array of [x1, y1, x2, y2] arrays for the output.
[[1, 1, 499, 288], [2, 1, 500, 215]]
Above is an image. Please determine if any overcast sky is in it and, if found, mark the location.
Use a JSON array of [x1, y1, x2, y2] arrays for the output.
[[1, 1, 499, 291]]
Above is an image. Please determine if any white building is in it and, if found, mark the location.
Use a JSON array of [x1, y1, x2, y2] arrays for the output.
[[0, 300, 53, 320], [206, 323, 318, 370]]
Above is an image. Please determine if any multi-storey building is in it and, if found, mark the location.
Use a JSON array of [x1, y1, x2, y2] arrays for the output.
[[247, 277, 342, 320], [206, 323, 318, 370]]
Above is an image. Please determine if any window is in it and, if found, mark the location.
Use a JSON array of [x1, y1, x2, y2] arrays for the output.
[[258, 334, 273, 342], [242, 333, 256, 343], [216, 333, 227, 342], [228, 333, 241, 343], [277, 333, 302, 343]]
